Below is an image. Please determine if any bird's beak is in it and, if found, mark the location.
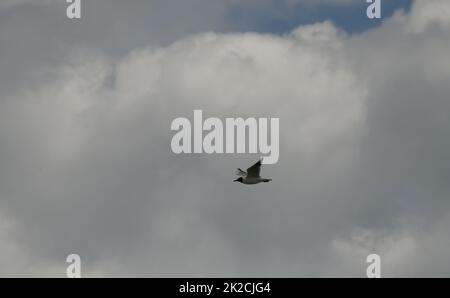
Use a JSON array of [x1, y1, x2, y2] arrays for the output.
[[233, 178, 240, 182]]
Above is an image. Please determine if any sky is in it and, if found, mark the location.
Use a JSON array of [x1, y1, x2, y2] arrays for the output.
[[1, 0, 450, 277]]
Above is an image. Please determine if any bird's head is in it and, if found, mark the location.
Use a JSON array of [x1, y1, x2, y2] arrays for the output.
[[233, 177, 243, 183]]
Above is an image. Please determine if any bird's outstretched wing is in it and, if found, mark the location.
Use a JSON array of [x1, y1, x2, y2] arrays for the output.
[[235, 168, 247, 176], [246, 159, 262, 178]]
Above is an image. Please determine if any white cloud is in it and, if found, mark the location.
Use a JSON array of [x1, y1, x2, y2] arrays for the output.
[[408, 0, 450, 33]]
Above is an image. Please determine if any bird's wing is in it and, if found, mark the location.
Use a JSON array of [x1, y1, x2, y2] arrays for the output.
[[235, 168, 247, 176], [246, 159, 262, 178]]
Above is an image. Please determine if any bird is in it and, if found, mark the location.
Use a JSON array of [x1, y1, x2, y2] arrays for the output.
[[233, 158, 272, 185]]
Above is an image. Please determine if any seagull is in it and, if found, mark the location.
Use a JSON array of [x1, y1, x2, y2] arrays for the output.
[[233, 158, 272, 185]]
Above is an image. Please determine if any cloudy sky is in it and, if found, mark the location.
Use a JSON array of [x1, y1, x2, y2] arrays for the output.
[[1, 0, 450, 277]]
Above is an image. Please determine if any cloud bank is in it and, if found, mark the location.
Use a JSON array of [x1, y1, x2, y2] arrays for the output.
[[0, 0, 450, 277]]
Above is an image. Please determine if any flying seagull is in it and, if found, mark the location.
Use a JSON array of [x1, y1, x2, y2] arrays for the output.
[[233, 158, 272, 185]]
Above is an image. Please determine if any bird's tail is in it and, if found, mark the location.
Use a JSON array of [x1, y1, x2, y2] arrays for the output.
[[235, 168, 247, 176]]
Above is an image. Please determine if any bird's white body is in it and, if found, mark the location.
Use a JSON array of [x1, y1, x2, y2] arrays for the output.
[[241, 177, 272, 185]]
